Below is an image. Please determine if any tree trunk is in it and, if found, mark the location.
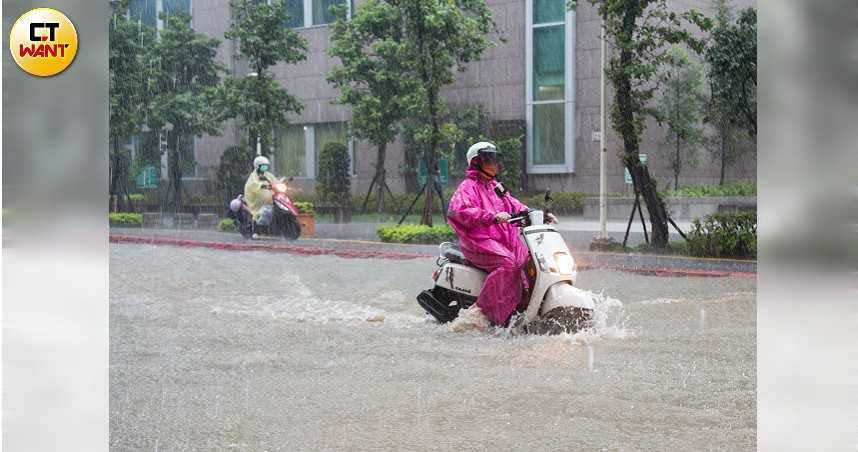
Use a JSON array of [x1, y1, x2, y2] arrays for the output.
[[375, 143, 387, 216], [719, 124, 727, 185], [616, 7, 669, 247], [165, 130, 183, 214], [674, 136, 680, 190], [109, 136, 132, 212]]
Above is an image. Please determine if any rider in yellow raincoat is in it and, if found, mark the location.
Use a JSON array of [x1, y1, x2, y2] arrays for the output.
[[244, 155, 277, 221]]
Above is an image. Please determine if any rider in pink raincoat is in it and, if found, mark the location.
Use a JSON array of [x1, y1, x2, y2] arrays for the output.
[[447, 142, 555, 326]]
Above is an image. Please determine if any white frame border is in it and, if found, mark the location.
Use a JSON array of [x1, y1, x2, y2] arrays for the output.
[[526, 0, 576, 174]]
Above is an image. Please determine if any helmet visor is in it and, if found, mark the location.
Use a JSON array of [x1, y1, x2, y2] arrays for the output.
[[476, 150, 500, 175]]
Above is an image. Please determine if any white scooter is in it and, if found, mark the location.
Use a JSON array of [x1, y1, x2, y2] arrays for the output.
[[417, 193, 595, 335]]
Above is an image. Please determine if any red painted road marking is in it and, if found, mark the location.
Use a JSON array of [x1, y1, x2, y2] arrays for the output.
[[110, 234, 756, 278]]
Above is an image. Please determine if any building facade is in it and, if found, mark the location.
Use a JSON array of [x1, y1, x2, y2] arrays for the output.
[[132, 0, 756, 196]]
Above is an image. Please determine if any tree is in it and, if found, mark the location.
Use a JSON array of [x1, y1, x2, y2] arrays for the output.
[[706, 6, 756, 138], [109, 1, 151, 212], [328, 0, 412, 216], [145, 12, 224, 213], [569, 0, 710, 247], [657, 46, 705, 190], [398, 0, 498, 226], [218, 0, 308, 162]]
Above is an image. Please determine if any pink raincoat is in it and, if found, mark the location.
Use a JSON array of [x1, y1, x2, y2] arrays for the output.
[[447, 168, 530, 325]]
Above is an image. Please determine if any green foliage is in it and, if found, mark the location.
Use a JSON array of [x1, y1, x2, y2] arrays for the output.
[[686, 211, 757, 259], [216, 145, 254, 204], [657, 46, 706, 190], [495, 135, 524, 194], [145, 12, 226, 212], [294, 202, 315, 215], [217, 0, 307, 153], [520, 192, 586, 215], [377, 224, 457, 244], [705, 5, 757, 138], [217, 218, 237, 232], [109, 213, 143, 227], [128, 194, 145, 202], [667, 182, 756, 197], [396, 0, 499, 225], [316, 142, 352, 206], [568, 0, 712, 247]]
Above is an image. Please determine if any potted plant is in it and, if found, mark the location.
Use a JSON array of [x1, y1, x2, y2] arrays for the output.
[[295, 201, 316, 237]]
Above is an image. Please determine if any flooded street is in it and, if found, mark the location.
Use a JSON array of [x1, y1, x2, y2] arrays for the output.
[[110, 244, 756, 450]]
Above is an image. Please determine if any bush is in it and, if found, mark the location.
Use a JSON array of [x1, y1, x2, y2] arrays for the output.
[[317, 142, 351, 206], [377, 224, 457, 244], [520, 192, 586, 215], [128, 193, 145, 202], [109, 213, 143, 227], [668, 182, 756, 197], [294, 202, 315, 215], [686, 211, 757, 259], [216, 145, 254, 204], [217, 218, 236, 232]]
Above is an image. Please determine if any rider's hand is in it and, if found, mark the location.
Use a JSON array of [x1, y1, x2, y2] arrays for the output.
[[495, 212, 512, 224], [546, 213, 558, 224]]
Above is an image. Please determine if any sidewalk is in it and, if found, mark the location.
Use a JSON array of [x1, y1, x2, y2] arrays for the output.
[[315, 216, 693, 250], [110, 227, 756, 277]]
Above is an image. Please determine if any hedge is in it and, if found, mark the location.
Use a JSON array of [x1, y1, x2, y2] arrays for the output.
[[217, 218, 237, 232], [686, 211, 757, 259], [668, 182, 756, 198], [109, 213, 142, 227], [519, 192, 586, 215], [377, 224, 457, 244]]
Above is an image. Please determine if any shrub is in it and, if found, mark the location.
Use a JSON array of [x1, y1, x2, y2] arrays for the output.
[[520, 192, 586, 215], [686, 211, 757, 259], [377, 224, 457, 244], [128, 193, 145, 202], [317, 142, 351, 206], [216, 145, 254, 205], [217, 218, 237, 232], [294, 202, 315, 215], [109, 213, 142, 227], [668, 182, 756, 197]]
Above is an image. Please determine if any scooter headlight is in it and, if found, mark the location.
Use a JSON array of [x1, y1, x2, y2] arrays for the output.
[[553, 252, 576, 275], [275, 183, 287, 192]]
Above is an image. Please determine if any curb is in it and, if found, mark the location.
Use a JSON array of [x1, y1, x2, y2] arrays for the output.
[[110, 233, 756, 279]]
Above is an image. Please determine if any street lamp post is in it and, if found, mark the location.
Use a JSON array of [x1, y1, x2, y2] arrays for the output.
[[598, 15, 608, 240], [246, 71, 262, 156]]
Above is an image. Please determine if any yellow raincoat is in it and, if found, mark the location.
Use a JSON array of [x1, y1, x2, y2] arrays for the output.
[[244, 170, 277, 220]]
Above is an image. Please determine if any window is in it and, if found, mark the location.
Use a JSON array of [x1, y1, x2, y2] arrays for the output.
[[526, 0, 575, 173], [128, 0, 191, 29], [276, 124, 308, 177], [286, 0, 351, 28], [275, 122, 354, 178]]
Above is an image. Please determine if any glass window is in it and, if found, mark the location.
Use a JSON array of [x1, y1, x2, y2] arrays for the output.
[[277, 125, 307, 177], [533, 25, 565, 101], [284, 0, 304, 28], [129, 0, 157, 27], [312, 0, 347, 25], [313, 122, 350, 176], [533, 103, 565, 165], [162, 0, 190, 16], [534, 0, 565, 24]]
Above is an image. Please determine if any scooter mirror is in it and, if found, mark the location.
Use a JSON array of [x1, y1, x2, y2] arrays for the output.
[[544, 190, 553, 203]]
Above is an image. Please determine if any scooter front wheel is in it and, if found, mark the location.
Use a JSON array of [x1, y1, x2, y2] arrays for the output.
[[277, 210, 301, 240]]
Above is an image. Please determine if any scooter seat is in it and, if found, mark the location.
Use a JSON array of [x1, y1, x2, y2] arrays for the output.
[[442, 244, 470, 265]]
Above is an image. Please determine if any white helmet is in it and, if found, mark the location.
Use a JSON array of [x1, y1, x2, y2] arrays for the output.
[[466, 141, 497, 166], [253, 155, 270, 171]]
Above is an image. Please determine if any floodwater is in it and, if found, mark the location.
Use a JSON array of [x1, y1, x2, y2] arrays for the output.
[[110, 244, 756, 451]]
